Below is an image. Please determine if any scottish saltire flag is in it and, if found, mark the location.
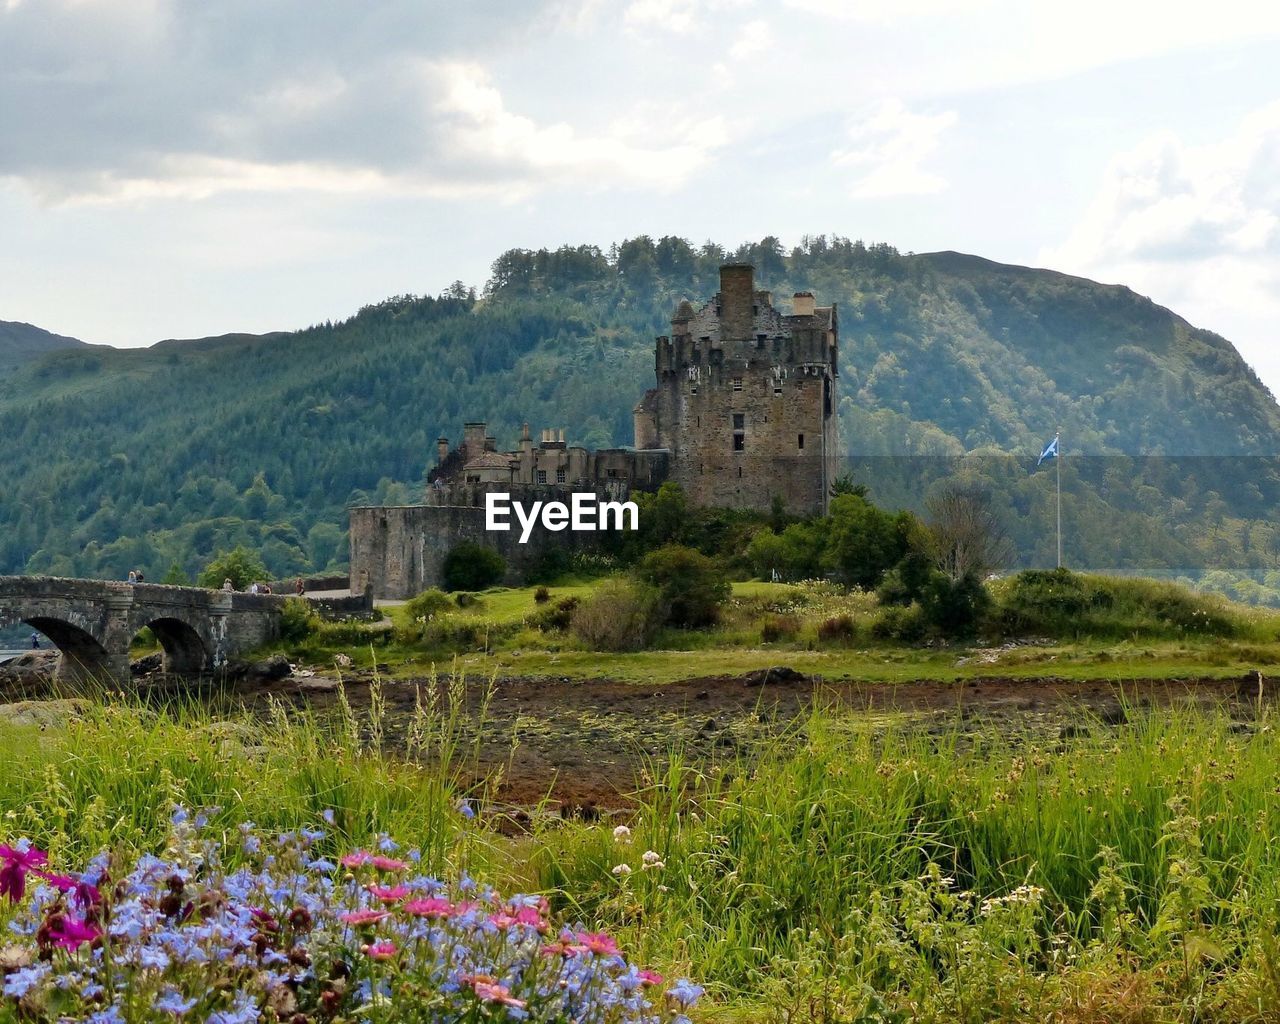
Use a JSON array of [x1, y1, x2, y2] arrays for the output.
[[1037, 435, 1059, 466]]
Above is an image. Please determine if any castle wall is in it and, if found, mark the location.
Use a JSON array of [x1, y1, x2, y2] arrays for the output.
[[349, 502, 613, 599]]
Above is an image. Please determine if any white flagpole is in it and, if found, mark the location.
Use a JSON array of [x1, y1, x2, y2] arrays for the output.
[[1056, 429, 1062, 569]]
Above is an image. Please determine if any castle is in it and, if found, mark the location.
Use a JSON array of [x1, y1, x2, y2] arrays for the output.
[[349, 264, 839, 598]]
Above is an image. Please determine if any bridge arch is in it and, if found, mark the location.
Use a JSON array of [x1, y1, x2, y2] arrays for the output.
[[20, 615, 114, 683], [137, 616, 210, 676]]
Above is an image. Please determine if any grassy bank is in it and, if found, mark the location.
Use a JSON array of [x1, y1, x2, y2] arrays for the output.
[[6, 693, 1280, 1021]]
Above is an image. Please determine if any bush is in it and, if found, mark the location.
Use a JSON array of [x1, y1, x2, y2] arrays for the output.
[[534, 586, 551, 604], [570, 579, 660, 651], [635, 544, 731, 628], [761, 614, 800, 643], [530, 596, 580, 632], [404, 588, 454, 620], [919, 571, 992, 637], [278, 597, 319, 642], [441, 542, 506, 592], [817, 614, 857, 645], [870, 604, 927, 643]]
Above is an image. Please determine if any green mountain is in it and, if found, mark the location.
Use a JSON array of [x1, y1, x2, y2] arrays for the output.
[[2, 236, 1278, 599], [0, 320, 90, 374]]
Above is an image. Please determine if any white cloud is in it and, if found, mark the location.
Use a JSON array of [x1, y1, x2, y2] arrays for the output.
[[1046, 102, 1280, 387], [729, 18, 770, 60], [831, 99, 957, 198]]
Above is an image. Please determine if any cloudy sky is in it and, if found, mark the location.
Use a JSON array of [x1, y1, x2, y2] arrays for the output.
[[3, 0, 1280, 391]]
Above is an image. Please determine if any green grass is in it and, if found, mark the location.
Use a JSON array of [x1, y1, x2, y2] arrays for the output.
[[10, 696, 1280, 1020]]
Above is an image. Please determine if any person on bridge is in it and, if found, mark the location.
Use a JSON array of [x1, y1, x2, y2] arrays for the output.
[[295, 577, 305, 596], [127, 570, 137, 584], [222, 578, 234, 591], [30, 633, 39, 650]]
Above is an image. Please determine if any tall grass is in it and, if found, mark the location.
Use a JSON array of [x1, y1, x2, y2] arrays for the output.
[[533, 704, 1280, 1020]]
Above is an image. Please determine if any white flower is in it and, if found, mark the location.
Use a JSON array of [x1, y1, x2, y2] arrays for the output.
[[641, 850, 665, 870], [612, 825, 632, 844], [611, 863, 632, 876]]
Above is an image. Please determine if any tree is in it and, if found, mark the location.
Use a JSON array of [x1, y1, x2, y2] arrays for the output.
[[927, 482, 1014, 581], [635, 544, 731, 628], [823, 494, 913, 589], [161, 562, 190, 586], [199, 546, 269, 590]]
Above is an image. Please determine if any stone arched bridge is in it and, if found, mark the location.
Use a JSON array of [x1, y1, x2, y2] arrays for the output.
[[0, 576, 287, 683]]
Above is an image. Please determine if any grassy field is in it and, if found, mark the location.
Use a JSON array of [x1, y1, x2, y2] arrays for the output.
[[283, 577, 1280, 686], [6, 694, 1280, 1021]]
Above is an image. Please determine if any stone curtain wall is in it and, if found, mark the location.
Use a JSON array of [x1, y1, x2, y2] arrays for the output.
[[349, 504, 603, 599]]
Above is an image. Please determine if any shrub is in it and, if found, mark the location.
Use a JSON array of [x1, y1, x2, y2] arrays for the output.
[[817, 614, 857, 645], [278, 597, 319, 642], [761, 614, 800, 643], [441, 542, 506, 592], [404, 588, 454, 620], [635, 544, 731, 628], [534, 586, 551, 604], [870, 604, 927, 643], [530, 596, 580, 632], [570, 579, 660, 651], [919, 571, 992, 637]]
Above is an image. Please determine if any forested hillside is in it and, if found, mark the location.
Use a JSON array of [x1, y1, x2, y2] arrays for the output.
[[3, 235, 1279, 597]]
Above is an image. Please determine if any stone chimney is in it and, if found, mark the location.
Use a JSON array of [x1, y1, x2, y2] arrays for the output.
[[793, 291, 815, 316], [436, 436, 449, 465], [719, 263, 755, 342], [463, 422, 486, 455]]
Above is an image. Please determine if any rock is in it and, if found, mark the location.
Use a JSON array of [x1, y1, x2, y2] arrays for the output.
[[245, 654, 292, 681], [0, 698, 90, 729], [1100, 706, 1127, 726], [333, 653, 353, 669], [131, 652, 164, 676], [742, 666, 807, 687], [298, 676, 341, 693]]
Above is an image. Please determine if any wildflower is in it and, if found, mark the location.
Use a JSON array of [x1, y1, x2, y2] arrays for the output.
[[612, 824, 632, 844], [366, 883, 410, 903], [38, 872, 101, 910], [47, 913, 100, 950], [667, 979, 705, 1007], [0, 843, 49, 903], [371, 855, 409, 872], [3, 962, 50, 999], [153, 989, 198, 1016], [321, 808, 336, 825], [467, 976, 527, 1009], [363, 940, 397, 961], [575, 930, 620, 956], [376, 833, 398, 853], [457, 799, 476, 820], [612, 863, 632, 876], [641, 850, 665, 871], [639, 969, 664, 986], [340, 850, 372, 869], [339, 909, 389, 927], [404, 897, 457, 919]]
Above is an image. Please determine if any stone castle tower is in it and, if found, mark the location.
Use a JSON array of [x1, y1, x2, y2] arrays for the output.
[[633, 263, 838, 515]]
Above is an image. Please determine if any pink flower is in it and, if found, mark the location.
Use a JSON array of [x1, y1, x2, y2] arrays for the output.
[[37, 872, 101, 910], [362, 940, 397, 961], [370, 855, 408, 872], [403, 897, 457, 919], [340, 850, 373, 869], [339, 909, 389, 927], [48, 914, 100, 950], [0, 844, 48, 903], [366, 884, 410, 903], [465, 976, 527, 1009], [639, 969, 664, 986], [574, 930, 620, 956]]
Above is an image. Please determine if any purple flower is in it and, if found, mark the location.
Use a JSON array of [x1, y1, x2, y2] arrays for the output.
[[3, 962, 50, 998], [0, 843, 49, 902], [154, 989, 198, 1016]]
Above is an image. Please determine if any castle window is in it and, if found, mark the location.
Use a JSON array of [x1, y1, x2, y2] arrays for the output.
[[737, 466, 743, 477], [773, 381, 783, 396], [798, 433, 805, 451], [732, 377, 743, 392], [733, 413, 745, 429], [690, 385, 698, 395], [607, 468, 617, 478], [752, 305, 758, 316], [536, 470, 547, 484], [556, 468, 566, 483], [733, 435, 745, 451]]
